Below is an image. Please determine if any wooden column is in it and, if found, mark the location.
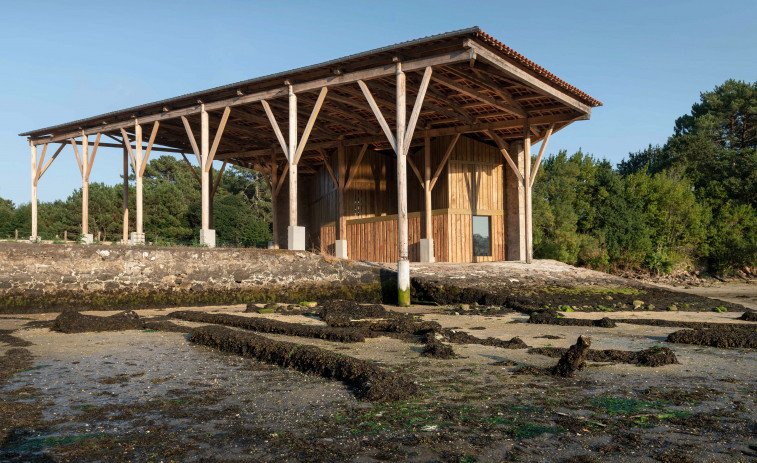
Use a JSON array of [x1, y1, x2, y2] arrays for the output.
[[200, 108, 210, 231], [30, 144, 37, 240], [135, 122, 144, 237], [423, 133, 432, 239], [122, 146, 129, 244], [524, 122, 533, 264], [208, 163, 214, 229], [81, 134, 89, 236], [336, 140, 346, 240], [288, 85, 298, 229], [271, 153, 279, 248], [395, 62, 410, 306]]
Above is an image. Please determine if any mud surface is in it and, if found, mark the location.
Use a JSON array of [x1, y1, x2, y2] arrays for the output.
[[530, 311, 617, 327], [189, 324, 419, 402], [668, 327, 757, 348]]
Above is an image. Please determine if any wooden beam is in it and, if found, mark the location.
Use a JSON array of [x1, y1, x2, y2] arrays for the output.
[[275, 163, 289, 197], [430, 133, 460, 191], [181, 116, 202, 165], [180, 153, 202, 184], [211, 160, 227, 198], [318, 148, 337, 187], [403, 66, 432, 154], [293, 87, 328, 165], [120, 129, 138, 172], [261, 100, 288, 158], [139, 123, 159, 177], [206, 106, 231, 170], [86, 133, 101, 180], [529, 123, 554, 188], [35, 143, 47, 182], [406, 153, 424, 187], [38, 143, 65, 182], [357, 80, 396, 152], [70, 138, 83, 175], [431, 73, 527, 118], [343, 143, 368, 191], [468, 42, 593, 115], [487, 130, 524, 184]]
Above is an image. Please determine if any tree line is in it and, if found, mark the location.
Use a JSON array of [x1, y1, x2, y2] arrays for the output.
[[533, 79, 756, 274], [0, 156, 273, 246]]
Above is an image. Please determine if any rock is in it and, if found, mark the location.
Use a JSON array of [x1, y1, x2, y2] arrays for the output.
[[633, 300, 644, 309], [668, 305, 678, 311], [551, 335, 591, 377]]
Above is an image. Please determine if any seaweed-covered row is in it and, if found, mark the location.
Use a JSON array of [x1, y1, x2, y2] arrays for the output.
[[171, 310, 365, 342], [189, 325, 419, 401]]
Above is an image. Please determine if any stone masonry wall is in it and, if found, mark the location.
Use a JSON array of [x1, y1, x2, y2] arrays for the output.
[[0, 243, 394, 313]]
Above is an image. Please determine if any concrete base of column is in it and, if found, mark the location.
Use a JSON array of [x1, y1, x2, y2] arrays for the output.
[[397, 258, 411, 307], [129, 232, 145, 246], [200, 229, 216, 248], [80, 234, 94, 245], [29, 236, 40, 243], [335, 240, 348, 259], [420, 238, 435, 263], [287, 226, 305, 251]]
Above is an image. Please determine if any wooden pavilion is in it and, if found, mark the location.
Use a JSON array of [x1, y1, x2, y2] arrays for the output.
[[20, 27, 601, 305]]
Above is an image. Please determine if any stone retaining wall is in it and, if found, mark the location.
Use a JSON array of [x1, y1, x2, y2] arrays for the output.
[[0, 243, 394, 313]]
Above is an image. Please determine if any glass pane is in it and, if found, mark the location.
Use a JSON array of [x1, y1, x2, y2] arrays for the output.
[[472, 216, 491, 257]]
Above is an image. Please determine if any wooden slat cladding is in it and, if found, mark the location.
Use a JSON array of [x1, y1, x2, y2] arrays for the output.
[[311, 133, 507, 262]]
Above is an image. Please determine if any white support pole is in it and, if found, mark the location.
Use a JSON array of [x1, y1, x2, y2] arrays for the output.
[[396, 62, 410, 306], [81, 134, 89, 238], [199, 106, 215, 247], [420, 132, 434, 262], [122, 146, 129, 244], [135, 122, 144, 242], [287, 84, 305, 250], [30, 144, 38, 241], [524, 121, 533, 264]]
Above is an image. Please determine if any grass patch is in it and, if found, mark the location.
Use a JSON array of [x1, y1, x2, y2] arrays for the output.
[[589, 396, 660, 415]]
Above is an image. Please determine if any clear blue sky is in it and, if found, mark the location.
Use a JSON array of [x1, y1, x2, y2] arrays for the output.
[[1, 0, 755, 205]]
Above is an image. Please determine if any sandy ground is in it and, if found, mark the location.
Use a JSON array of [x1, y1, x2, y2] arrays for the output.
[[2, 301, 756, 462], [658, 282, 757, 310]]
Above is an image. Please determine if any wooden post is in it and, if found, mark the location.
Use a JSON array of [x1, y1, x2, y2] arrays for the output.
[[396, 62, 410, 306], [524, 121, 533, 264], [337, 140, 346, 240], [288, 85, 298, 229], [200, 108, 210, 231], [271, 153, 279, 248], [122, 146, 129, 244], [423, 132, 432, 239], [81, 134, 89, 236], [208, 163, 214, 229], [30, 144, 38, 240], [64, 230, 67, 243], [135, 122, 143, 237]]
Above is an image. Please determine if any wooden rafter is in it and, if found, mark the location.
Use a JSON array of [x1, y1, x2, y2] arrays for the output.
[[293, 87, 328, 165], [180, 116, 202, 165], [431, 73, 526, 118], [206, 107, 231, 170], [119, 129, 138, 172], [529, 123, 554, 187], [487, 130, 523, 183], [357, 80, 396, 152]]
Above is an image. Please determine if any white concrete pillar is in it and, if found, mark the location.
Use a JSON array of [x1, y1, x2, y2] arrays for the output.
[[287, 85, 304, 250], [130, 122, 145, 245], [30, 144, 38, 241], [524, 122, 533, 264], [199, 107, 215, 247], [122, 146, 129, 244]]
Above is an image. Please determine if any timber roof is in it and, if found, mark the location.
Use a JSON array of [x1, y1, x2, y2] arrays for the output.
[[20, 27, 601, 174]]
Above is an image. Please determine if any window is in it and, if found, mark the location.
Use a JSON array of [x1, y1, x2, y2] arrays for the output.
[[472, 215, 491, 257]]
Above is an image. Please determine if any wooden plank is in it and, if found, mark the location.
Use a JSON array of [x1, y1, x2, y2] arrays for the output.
[[180, 153, 202, 184], [206, 107, 231, 169], [275, 163, 289, 197], [181, 116, 202, 165], [487, 130, 524, 184], [37, 143, 65, 181], [430, 133, 461, 191], [357, 80, 396, 152], [139, 122, 160, 177], [261, 100, 289, 158], [402, 66, 432, 153], [318, 148, 337, 187], [211, 160, 227, 198], [407, 154, 423, 187], [293, 87, 328, 165], [70, 138, 83, 175], [530, 123, 554, 188], [86, 133, 101, 180]]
